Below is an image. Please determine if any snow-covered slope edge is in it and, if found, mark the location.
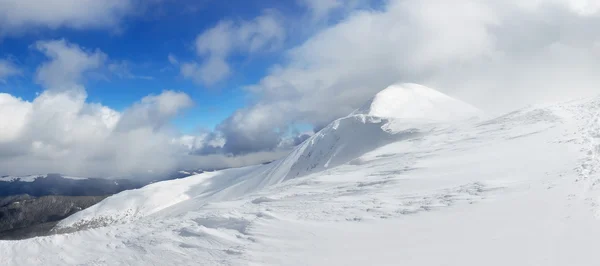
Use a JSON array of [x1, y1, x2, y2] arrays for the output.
[[54, 83, 481, 232], [284, 84, 481, 178]]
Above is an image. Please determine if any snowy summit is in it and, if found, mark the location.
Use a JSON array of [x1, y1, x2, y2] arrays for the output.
[[354, 83, 481, 121]]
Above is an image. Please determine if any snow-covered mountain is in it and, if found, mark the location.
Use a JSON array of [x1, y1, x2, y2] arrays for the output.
[[0, 174, 86, 183], [53, 83, 481, 232], [3, 83, 600, 265], [0, 174, 143, 198], [0, 171, 207, 240], [0, 169, 206, 198]]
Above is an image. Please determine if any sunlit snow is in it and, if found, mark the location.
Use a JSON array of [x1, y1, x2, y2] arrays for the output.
[[2, 84, 600, 265]]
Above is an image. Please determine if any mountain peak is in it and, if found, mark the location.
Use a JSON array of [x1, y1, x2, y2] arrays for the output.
[[354, 83, 481, 121]]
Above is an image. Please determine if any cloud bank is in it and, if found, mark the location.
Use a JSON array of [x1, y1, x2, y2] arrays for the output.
[[0, 0, 137, 35]]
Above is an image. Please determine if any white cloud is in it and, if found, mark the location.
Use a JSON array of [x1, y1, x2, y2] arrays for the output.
[[34, 39, 107, 91], [0, 89, 198, 177], [518, 0, 600, 15], [108, 61, 154, 80], [181, 58, 230, 87], [0, 60, 21, 82], [0, 0, 135, 35], [177, 132, 225, 155], [204, 0, 600, 154], [299, 0, 343, 20], [217, 104, 288, 155], [0, 93, 31, 143], [568, 0, 600, 16], [0, 39, 204, 177], [181, 11, 285, 85], [168, 54, 179, 65], [116, 91, 193, 132]]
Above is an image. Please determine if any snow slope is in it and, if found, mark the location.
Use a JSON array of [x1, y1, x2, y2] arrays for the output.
[[54, 83, 480, 231], [3, 85, 600, 265]]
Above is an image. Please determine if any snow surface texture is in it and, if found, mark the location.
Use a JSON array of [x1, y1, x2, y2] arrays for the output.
[[2, 84, 600, 265]]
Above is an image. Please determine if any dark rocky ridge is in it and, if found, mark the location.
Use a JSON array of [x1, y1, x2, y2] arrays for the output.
[[0, 195, 107, 240], [1, 173, 163, 197], [0, 170, 206, 240]]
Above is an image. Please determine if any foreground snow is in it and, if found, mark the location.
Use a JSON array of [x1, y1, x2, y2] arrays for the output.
[[2, 84, 600, 265]]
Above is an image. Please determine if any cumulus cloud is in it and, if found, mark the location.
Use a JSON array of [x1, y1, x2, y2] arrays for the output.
[[0, 0, 136, 35], [0, 93, 30, 144], [34, 39, 107, 91], [181, 11, 285, 85], [197, 0, 600, 155], [0, 60, 21, 82], [0, 89, 197, 177], [0, 39, 198, 177], [116, 91, 193, 132], [216, 105, 288, 155]]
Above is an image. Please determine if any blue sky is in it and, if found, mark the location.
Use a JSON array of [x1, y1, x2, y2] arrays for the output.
[[0, 0, 307, 132]]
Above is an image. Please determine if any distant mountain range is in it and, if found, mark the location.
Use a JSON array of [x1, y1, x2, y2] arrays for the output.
[[0, 170, 207, 197], [0, 169, 209, 239]]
